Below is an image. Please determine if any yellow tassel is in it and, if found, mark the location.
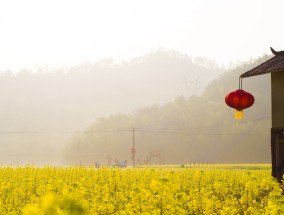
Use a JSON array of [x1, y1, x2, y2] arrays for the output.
[[234, 110, 243, 120]]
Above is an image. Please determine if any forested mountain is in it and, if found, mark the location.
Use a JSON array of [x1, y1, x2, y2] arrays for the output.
[[65, 55, 272, 166], [0, 50, 222, 165]]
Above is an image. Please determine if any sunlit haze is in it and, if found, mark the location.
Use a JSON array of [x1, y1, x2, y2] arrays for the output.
[[0, 0, 283, 71], [0, 1, 283, 212], [0, 0, 280, 167]]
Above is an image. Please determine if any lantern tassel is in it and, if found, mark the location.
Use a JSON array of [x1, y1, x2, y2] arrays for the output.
[[234, 110, 243, 120]]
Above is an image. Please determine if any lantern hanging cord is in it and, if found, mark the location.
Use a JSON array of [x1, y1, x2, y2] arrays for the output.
[[239, 77, 242, 90]]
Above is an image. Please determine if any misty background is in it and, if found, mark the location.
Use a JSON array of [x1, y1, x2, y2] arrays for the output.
[[0, 51, 271, 166], [0, 0, 283, 166]]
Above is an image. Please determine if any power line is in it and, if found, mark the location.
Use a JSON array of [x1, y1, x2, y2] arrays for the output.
[[0, 130, 270, 136], [83, 129, 133, 133], [136, 129, 269, 136], [0, 129, 133, 134]]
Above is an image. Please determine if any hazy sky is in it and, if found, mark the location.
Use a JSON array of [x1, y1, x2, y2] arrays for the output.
[[0, 0, 283, 71]]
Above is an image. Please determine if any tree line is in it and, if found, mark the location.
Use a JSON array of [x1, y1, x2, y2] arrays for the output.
[[65, 55, 272, 166]]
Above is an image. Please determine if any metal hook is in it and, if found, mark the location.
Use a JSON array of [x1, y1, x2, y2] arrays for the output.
[[239, 77, 242, 90]]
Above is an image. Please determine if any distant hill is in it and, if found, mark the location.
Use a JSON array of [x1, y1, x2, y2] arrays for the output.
[[65, 55, 272, 166], [0, 50, 223, 165]]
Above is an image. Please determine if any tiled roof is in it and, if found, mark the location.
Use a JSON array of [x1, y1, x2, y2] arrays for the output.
[[240, 48, 284, 78]]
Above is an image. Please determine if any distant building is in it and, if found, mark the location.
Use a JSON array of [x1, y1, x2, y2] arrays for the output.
[[240, 47, 284, 181]]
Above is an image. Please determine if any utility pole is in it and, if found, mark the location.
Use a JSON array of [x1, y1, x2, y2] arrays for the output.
[[131, 127, 136, 167]]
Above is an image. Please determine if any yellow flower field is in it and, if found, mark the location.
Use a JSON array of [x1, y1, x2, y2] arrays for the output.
[[0, 165, 283, 214]]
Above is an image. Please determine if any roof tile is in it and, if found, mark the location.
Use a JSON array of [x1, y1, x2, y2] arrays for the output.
[[241, 51, 284, 78]]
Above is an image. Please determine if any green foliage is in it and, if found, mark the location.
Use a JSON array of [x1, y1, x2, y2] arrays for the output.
[[0, 50, 221, 166], [65, 55, 272, 165]]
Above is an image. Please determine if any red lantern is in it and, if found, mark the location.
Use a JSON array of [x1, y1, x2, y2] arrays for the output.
[[225, 89, 254, 120]]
